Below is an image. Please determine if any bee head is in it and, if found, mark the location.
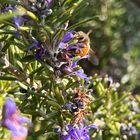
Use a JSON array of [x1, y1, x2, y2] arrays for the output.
[[74, 31, 90, 44]]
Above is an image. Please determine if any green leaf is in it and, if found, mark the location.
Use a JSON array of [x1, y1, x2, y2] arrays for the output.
[[0, 0, 19, 4], [62, 0, 83, 7], [0, 76, 17, 81], [47, 100, 61, 109], [111, 92, 130, 107], [29, 66, 44, 76], [11, 42, 26, 51], [20, 55, 35, 62], [95, 82, 105, 96], [26, 11, 39, 22], [54, 87, 65, 105], [39, 60, 54, 73], [133, 114, 140, 119], [0, 29, 16, 34], [67, 16, 99, 30], [1, 43, 10, 52], [0, 8, 25, 23], [0, 35, 8, 42]]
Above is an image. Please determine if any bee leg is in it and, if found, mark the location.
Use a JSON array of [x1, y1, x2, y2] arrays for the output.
[[76, 43, 85, 48]]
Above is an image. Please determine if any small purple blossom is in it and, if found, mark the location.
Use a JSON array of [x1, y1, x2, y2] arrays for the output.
[[27, 0, 53, 21], [71, 56, 88, 78], [2, 98, 31, 140], [59, 42, 66, 49], [120, 123, 139, 139], [35, 43, 45, 60], [62, 32, 74, 43], [0, 6, 16, 13], [13, 16, 26, 38], [28, 38, 45, 60], [28, 31, 89, 79], [73, 69, 88, 79], [61, 123, 97, 140], [46, 0, 53, 4], [1, 5, 26, 38], [58, 31, 89, 79], [1, 6, 24, 28], [13, 16, 25, 29]]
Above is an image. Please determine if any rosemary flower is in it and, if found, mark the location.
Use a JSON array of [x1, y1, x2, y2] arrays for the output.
[[2, 98, 31, 140], [61, 123, 97, 140], [0, 5, 26, 38]]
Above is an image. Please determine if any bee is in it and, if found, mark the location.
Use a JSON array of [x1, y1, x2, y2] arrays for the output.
[[73, 31, 99, 65], [73, 31, 90, 57]]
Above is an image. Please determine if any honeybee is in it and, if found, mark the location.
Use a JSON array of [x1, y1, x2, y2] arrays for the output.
[[73, 31, 99, 65]]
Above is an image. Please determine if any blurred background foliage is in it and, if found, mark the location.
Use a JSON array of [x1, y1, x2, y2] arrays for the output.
[[0, 0, 140, 140], [74, 0, 140, 93]]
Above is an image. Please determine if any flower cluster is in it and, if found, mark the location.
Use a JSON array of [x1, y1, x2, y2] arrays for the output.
[[0, 5, 26, 38], [28, 30, 95, 140], [54, 123, 97, 140], [2, 98, 31, 140], [57, 31, 89, 79], [55, 88, 97, 140], [21, 0, 53, 21], [29, 31, 89, 79], [1, 1, 97, 140], [120, 123, 140, 139]]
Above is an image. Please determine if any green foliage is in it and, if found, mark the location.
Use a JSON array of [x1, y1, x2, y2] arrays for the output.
[[0, 0, 140, 140], [72, 0, 140, 92]]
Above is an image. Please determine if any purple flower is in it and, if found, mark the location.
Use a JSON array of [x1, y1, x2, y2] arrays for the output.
[[46, 0, 53, 3], [46, 0, 53, 6], [73, 69, 88, 79], [35, 43, 45, 60], [62, 32, 74, 43], [13, 16, 25, 28], [57, 31, 89, 79], [1, 6, 24, 28], [70, 56, 88, 79], [28, 31, 89, 80], [59, 42, 66, 49], [107, 77, 113, 88], [0, 6, 16, 13], [13, 16, 26, 38], [26, 0, 53, 20], [1, 6, 26, 38], [2, 98, 31, 140], [28, 38, 45, 60], [61, 123, 97, 140], [58, 32, 74, 50]]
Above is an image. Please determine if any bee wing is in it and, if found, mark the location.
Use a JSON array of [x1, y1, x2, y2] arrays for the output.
[[88, 49, 99, 66]]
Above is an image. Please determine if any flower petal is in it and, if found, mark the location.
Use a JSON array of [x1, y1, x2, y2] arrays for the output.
[[62, 32, 73, 43]]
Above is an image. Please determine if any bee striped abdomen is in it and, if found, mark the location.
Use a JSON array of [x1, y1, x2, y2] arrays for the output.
[[76, 43, 90, 57]]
